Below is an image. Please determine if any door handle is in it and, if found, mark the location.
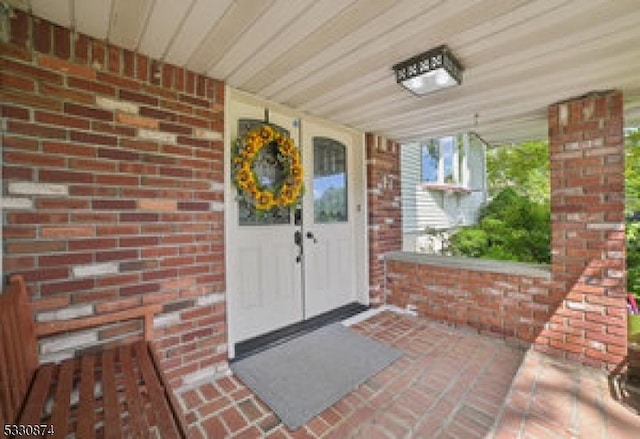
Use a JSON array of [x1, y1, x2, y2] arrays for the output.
[[306, 231, 318, 243], [294, 230, 303, 263], [294, 230, 302, 246]]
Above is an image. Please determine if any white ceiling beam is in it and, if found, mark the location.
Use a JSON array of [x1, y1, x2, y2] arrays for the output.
[[75, 0, 111, 40], [256, 0, 442, 98], [298, 70, 391, 114], [262, 0, 491, 102], [3, 0, 30, 11], [449, 0, 570, 48], [247, 0, 409, 96], [137, 0, 192, 60], [207, 0, 314, 79], [225, 0, 358, 87], [30, 0, 72, 27], [107, 0, 153, 50], [185, 0, 275, 74], [162, 0, 232, 67]]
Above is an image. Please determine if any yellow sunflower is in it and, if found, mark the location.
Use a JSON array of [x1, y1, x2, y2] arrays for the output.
[[256, 191, 276, 210]]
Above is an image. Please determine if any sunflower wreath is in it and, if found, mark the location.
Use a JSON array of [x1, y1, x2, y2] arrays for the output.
[[231, 125, 304, 211]]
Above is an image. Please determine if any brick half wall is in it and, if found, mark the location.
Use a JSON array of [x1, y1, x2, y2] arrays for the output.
[[386, 255, 553, 345], [1, 9, 226, 388]]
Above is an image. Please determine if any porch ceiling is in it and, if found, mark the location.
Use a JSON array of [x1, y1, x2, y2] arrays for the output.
[[9, 0, 640, 146]]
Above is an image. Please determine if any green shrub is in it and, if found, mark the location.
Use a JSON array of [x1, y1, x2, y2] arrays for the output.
[[450, 188, 551, 264], [628, 221, 640, 299], [449, 228, 488, 258], [626, 130, 640, 299]]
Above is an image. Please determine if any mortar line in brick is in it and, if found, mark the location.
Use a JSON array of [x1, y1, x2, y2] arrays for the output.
[[440, 344, 505, 437], [192, 424, 206, 438], [524, 359, 548, 436], [569, 365, 580, 438], [488, 356, 534, 439], [407, 336, 492, 436], [596, 368, 612, 439], [526, 355, 576, 438]]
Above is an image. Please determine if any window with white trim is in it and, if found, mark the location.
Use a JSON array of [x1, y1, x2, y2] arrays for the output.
[[400, 132, 488, 254], [421, 135, 467, 187]]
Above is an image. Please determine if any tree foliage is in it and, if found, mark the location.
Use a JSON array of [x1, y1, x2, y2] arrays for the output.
[[486, 140, 550, 204], [450, 188, 550, 263], [626, 128, 640, 296], [628, 222, 640, 296], [626, 129, 640, 216]]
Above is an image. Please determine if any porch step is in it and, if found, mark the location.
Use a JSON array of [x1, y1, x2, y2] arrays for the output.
[[232, 302, 369, 361]]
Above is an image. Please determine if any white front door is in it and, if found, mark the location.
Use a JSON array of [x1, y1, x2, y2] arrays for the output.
[[227, 92, 365, 354], [227, 99, 303, 344], [301, 121, 357, 318]]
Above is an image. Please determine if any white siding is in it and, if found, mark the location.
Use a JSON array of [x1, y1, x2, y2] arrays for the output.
[[400, 144, 422, 233], [401, 133, 487, 253]]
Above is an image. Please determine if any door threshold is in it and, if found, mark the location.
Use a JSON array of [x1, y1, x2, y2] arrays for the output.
[[232, 302, 369, 361]]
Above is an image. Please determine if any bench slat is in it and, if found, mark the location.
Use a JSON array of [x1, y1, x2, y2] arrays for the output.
[[135, 342, 181, 439], [76, 354, 96, 439], [19, 364, 55, 425], [149, 346, 190, 437], [0, 325, 16, 424], [6, 296, 30, 412], [16, 279, 39, 382], [7, 310, 27, 401], [9, 275, 39, 375], [50, 358, 75, 439], [119, 344, 150, 439], [0, 276, 39, 424], [102, 349, 122, 439]]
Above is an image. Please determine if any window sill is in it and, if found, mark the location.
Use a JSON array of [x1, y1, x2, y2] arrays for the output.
[[421, 183, 471, 194]]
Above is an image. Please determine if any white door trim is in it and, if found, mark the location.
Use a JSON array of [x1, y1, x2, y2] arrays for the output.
[[224, 87, 369, 359]]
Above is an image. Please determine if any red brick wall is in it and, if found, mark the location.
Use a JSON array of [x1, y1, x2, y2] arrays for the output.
[[543, 91, 627, 368], [386, 259, 553, 343], [1, 10, 226, 387], [366, 133, 401, 305], [383, 91, 627, 370]]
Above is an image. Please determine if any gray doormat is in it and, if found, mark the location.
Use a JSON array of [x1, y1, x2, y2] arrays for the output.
[[230, 322, 402, 430]]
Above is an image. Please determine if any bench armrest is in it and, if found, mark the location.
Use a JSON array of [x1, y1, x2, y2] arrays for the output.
[[35, 304, 162, 340]]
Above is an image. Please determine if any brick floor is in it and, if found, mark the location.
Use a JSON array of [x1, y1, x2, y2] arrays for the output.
[[176, 311, 640, 438]]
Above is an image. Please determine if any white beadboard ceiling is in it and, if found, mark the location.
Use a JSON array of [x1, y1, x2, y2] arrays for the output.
[[7, 0, 640, 146]]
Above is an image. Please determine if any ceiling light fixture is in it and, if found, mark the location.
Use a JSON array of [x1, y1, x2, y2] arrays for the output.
[[393, 45, 463, 96]]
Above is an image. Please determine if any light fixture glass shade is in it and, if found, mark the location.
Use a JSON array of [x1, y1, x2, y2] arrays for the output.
[[393, 45, 463, 96]]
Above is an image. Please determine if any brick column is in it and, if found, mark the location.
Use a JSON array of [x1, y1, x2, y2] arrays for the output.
[[545, 91, 626, 369], [366, 133, 402, 305]]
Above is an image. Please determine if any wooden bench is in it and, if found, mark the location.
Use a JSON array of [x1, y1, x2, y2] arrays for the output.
[[0, 275, 188, 438]]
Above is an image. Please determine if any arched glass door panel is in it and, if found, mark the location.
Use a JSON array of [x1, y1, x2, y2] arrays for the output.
[[313, 137, 347, 223]]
